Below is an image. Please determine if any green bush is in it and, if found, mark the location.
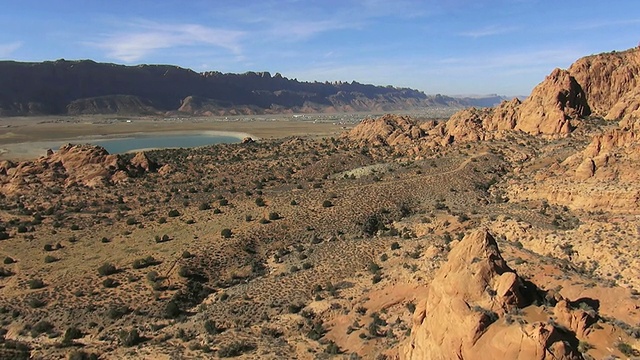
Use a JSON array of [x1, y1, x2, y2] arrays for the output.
[[97, 263, 117, 276], [221, 228, 233, 238], [119, 329, 142, 347], [218, 341, 255, 358], [255, 197, 266, 207], [164, 301, 180, 319], [28, 279, 45, 289], [102, 278, 119, 288], [322, 200, 333, 208], [268, 212, 280, 220]]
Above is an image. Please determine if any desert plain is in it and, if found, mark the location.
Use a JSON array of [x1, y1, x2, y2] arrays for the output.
[[0, 49, 640, 360]]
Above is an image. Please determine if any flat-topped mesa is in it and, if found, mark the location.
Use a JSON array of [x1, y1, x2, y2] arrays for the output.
[[402, 230, 583, 360], [0, 144, 157, 195]]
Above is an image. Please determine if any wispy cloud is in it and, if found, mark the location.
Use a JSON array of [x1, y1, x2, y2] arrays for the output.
[[458, 25, 518, 38], [0, 41, 22, 58], [88, 21, 245, 63], [269, 19, 360, 41]]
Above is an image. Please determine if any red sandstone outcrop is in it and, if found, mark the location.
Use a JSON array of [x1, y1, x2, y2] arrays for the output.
[[568, 48, 640, 117], [401, 230, 583, 360], [515, 68, 589, 135], [444, 68, 589, 139], [346, 114, 426, 147], [0, 144, 157, 195]]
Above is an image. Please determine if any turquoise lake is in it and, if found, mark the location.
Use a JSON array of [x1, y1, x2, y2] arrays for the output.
[[90, 134, 242, 154]]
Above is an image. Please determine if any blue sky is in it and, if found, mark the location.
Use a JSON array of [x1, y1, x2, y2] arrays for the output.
[[1, 0, 638, 95]]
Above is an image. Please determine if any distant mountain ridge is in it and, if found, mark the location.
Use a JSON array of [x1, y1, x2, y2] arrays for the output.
[[0, 59, 504, 116]]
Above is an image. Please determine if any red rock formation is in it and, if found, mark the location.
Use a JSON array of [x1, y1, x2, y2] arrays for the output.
[[402, 230, 583, 360], [0, 144, 157, 194], [515, 68, 590, 135], [568, 48, 640, 117], [346, 114, 426, 147]]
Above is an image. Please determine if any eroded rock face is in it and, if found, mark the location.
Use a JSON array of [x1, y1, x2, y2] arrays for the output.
[[516, 68, 590, 135], [0, 144, 157, 195], [346, 114, 426, 147], [442, 68, 589, 140], [402, 230, 583, 360], [568, 48, 640, 117]]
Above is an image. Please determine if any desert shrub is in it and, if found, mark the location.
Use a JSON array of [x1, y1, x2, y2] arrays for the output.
[[218, 341, 255, 358], [306, 322, 326, 340], [255, 197, 266, 207], [391, 241, 400, 250], [199, 202, 211, 211], [362, 214, 384, 236], [204, 320, 225, 335], [325, 341, 341, 354], [70, 224, 80, 231], [30, 320, 54, 337], [44, 255, 57, 263], [28, 279, 45, 289], [401, 300, 415, 314], [132, 256, 158, 269], [617, 342, 638, 356], [219, 199, 228, 206], [67, 350, 99, 360], [221, 228, 233, 238], [106, 305, 130, 320], [372, 274, 382, 284], [27, 297, 46, 308], [168, 209, 180, 217], [43, 244, 54, 251], [100, 237, 110, 243], [119, 329, 141, 347], [322, 200, 333, 208], [97, 263, 117, 276], [0, 231, 9, 240], [158, 217, 167, 224], [0, 267, 13, 277], [258, 218, 270, 224], [63, 326, 83, 344], [367, 261, 381, 274], [164, 301, 181, 319], [268, 212, 280, 220], [102, 278, 119, 288], [181, 251, 192, 259], [290, 199, 297, 205], [3, 256, 15, 264], [146, 271, 159, 282]]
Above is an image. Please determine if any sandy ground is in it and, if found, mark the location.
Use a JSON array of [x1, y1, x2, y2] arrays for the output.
[[0, 115, 350, 160]]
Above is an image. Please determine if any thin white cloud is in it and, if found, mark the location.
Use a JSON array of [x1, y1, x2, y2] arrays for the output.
[[89, 21, 245, 63], [0, 41, 22, 58], [269, 19, 359, 41], [458, 25, 518, 38]]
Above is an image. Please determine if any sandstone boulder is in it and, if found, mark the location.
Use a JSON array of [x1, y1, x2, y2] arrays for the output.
[[402, 230, 583, 360]]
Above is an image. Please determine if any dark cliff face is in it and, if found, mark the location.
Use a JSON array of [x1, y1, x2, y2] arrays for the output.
[[0, 59, 476, 116]]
